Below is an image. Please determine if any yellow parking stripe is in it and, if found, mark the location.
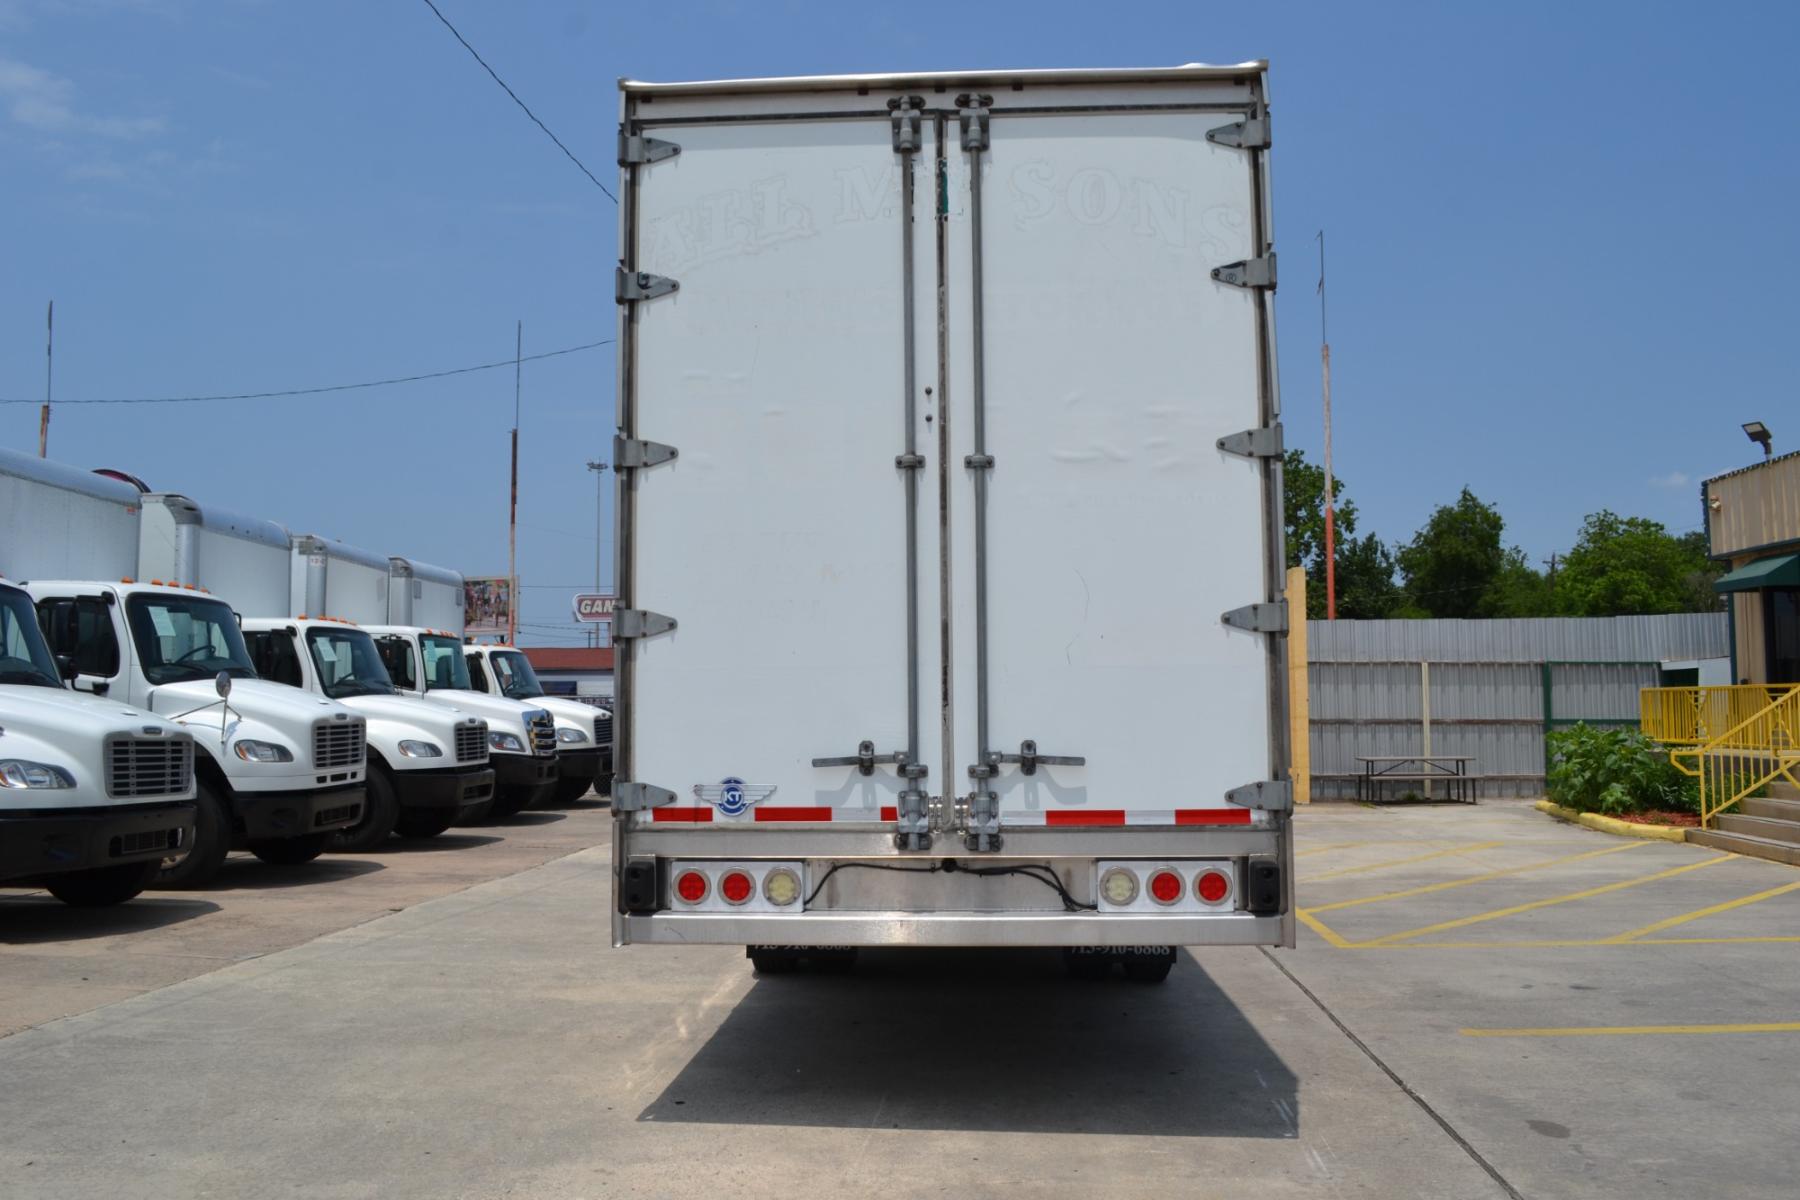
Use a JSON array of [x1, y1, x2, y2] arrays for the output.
[[1463, 1022, 1800, 1038], [1295, 841, 1371, 857], [1305, 842, 1645, 915], [1605, 879, 1800, 942], [1307, 841, 1508, 882], [1363, 854, 1737, 946], [1296, 908, 1354, 948]]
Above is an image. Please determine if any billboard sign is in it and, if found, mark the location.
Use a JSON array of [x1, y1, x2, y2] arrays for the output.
[[464, 575, 514, 636], [572, 593, 616, 623]]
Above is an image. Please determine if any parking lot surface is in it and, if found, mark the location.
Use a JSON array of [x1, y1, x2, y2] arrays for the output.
[[3, 798, 1797, 1198]]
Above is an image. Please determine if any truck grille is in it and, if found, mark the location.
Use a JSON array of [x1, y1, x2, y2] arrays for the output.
[[105, 736, 194, 799], [456, 721, 488, 764], [313, 718, 366, 770], [594, 712, 612, 746], [528, 710, 556, 756]]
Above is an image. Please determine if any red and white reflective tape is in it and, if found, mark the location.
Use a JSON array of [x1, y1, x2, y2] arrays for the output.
[[649, 806, 1253, 826]]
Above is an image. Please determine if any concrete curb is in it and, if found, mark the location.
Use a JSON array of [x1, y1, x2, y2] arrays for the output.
[[1533, 799, 1690, 842]]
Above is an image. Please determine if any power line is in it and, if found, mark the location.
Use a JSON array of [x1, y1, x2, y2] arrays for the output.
[[418, 0, 616, 203], [0, 339, 613, 408]]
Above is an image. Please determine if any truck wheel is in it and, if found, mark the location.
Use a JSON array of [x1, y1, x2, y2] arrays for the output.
[[1062, 949, 1112, 981], [394, 807, 458, 838], [551, 776, 592, 806], [596, 772, 613, 799], [328, 769, 400, 851], [247, 833, 329, 866], [154, 780, 230, 889], [1122, 951, 1176, 984], [483, 789, 532, 820], [44, 861, 159, 907], [748, 948, 798, 975]]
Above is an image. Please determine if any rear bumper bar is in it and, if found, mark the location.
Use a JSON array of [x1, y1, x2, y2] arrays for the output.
[[620, 910, 1287, 949]]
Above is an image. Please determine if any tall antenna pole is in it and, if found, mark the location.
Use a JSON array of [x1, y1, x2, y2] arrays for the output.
[[1318, 231, 1336, 620], [508, 321, 521, 645], [39, 300, 53, 458]]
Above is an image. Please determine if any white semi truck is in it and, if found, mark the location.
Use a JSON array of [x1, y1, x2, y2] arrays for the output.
[[464, 644, 611, 804], [1, 578, 197, 906], [290, 536, 560, 818], [134, 495, 498, 847], [608, 65, 1293, 978]]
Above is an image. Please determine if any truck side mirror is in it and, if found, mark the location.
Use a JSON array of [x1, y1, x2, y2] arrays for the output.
[[55, 653, 77, 683]]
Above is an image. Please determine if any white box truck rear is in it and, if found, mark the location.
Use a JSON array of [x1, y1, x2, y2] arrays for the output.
[[610, 65, 1294, 970]]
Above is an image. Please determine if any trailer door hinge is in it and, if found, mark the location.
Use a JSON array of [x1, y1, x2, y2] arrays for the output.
[[1226, 779, 1291, 813], [618, 133, 681, 166], [1222, 602, 1288, 634], [613, 609, 677, 640], [888, 96, 924, 153], [616, 267, 679, 304], [613, 781, 677, 811], [1206, 116, 1271, 150], [1211, 253, 1277, 291], [1217, 423, 1284, 459], [613, 435, 678, 471]]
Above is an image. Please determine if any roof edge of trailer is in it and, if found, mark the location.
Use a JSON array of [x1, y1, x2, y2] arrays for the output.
[[619, 62, 1268, 96], [292, 532, 392, 573]]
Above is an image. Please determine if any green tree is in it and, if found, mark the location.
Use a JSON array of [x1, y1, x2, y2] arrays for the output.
[[1333, 532, 1403, 619], [1283, 450, 1366, 617], [1396, 488, 1533, 618], [1555, 511, 1722, 616]]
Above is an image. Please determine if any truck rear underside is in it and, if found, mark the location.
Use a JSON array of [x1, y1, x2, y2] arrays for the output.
[[610, 66, 1293, 950]]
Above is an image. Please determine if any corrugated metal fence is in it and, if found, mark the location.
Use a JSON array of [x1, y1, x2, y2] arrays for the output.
[[1305, 615, 1729, 798]]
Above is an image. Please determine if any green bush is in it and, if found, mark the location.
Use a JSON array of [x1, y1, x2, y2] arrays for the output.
[[1545, 724, 1698, 815]]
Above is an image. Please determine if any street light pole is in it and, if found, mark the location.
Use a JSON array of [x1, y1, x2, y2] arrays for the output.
[[586, 459, 607, 648]]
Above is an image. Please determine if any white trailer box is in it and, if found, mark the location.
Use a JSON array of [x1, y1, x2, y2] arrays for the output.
[[610, 65, 1293, 969], [388, 557, 464, 633], [291, 535, 391, 624], [138, 494, 291, 617], [0, 448, 140, 581]]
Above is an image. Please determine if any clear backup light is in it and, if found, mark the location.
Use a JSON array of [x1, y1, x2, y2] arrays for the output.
[[674, 870, 708, 905], [763, 867, 801, 907], [1195, 869, 1231, 905], [1148, 869, 1183, 906], [719, 870, 754, 906], [1099, 867, 1139, 906]]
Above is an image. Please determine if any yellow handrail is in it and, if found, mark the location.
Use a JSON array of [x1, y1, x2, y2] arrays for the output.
[[1691, 686, 1800, 827], [1640, 685, 1792, 746]]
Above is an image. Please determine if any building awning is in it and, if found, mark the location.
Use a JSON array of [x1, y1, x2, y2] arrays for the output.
[[1714, 553, 1800, 593]]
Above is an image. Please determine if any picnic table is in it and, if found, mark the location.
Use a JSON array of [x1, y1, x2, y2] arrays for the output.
[[1355, 755, 1476, 804]]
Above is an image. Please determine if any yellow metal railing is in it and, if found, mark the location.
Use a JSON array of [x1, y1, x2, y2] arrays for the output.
[[1682, 687, 1800, 827], [1640, 685, 1793, 746]]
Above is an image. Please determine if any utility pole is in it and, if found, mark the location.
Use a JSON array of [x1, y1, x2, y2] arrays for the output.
[[1546, 553, 1558, 603], [585, 459, 607, 648], [39, 301, 53, 458], [1318, 232, 1336, 619], [508, 321, 521, 645]]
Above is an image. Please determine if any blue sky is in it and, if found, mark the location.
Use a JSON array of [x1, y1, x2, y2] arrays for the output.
[[2, 0, 1795, 643]]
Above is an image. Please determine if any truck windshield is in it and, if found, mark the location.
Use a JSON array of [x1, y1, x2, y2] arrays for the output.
[[305, 628, 396, 699], [0, 585, 61, 688], [124, 594, 257, 685], [420, 634, 473, 691], [488, 650, 546, 700]]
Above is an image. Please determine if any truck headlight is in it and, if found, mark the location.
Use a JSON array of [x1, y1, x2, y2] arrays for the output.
[[489, 731, 524, 753], [233, 740, 294, 763], [555, 727, 591, 744], [0, 759, 76, 789], [398, 740, 443, 758]]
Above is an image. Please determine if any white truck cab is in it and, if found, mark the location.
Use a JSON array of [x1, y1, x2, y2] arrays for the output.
[[29, 580, 366, 885], [1, 579, 197, 906], [242, 617, 496, 847], [364, 626, 558, 818], [464, 645, 611, 805]]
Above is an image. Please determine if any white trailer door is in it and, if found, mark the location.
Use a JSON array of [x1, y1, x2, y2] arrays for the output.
[[943, 99, 1283, 840], [622, 111, 938, 829]]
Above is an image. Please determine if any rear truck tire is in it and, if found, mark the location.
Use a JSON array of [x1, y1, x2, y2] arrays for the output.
[[1121, 948, 1177, 984], [327, 767, 400, 852], [155, 780, 231, 889], [393, 807, 459, 838], [748, 947, 798, 975], [551, 776, 593, 806], [44, 860, 159, 907], [485, 781, 552, 820], [247, 833, 329, 866], [1062, 949, 1113, 981]]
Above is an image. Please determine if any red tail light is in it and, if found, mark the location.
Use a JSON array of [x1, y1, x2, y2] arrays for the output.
[[1195, 869, 1230, 904], [675, 870, 708, 904], [1148, 869, 1182, 905], [720, 869, 754, 905]]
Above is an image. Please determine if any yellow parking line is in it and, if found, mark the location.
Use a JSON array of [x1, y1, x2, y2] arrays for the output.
[[1348, 934, 1800, 950], [1296, 908, 1355, 948], [1307, 841, 1509, 882], [1462, 1022, 1800, 1038], [1606, 879, 1800, 942], [1306, 842, 1645, 915], [1363, 854, 1737, 946], [1295, 841, 1371, 857]]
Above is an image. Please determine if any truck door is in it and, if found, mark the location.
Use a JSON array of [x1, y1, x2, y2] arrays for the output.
[[619, 102, 940, 833], [940, 97, 1286, 844]]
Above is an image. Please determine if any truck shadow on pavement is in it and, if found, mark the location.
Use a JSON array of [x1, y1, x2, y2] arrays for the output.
[[640, 949, 1298, 1138], [161, 856, 386, 892], [377, 833, 505, 853], [0, 896, 219, 944]]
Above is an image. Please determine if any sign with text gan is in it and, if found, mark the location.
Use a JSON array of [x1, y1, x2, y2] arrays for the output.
[[572, 593, 616, 623]]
